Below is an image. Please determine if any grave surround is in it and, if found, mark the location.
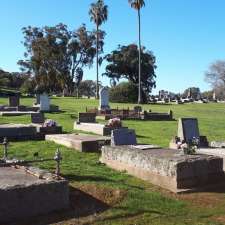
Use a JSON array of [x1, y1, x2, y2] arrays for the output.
[[100, 146, 224, 193], [0, 165, 69, 224]]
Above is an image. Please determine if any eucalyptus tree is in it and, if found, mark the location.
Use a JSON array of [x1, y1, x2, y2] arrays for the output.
[[128, 0, 145, 104], [18, 24, 98, 94], [89, 0, 108, 99]]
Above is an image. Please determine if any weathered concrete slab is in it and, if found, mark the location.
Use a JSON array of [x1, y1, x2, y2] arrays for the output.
[[74, 122, 112, 136], [210, 141, 225, 148], [0, 165, 69, 224], [100, 146, 224, 193], [46, 134, 110, 152], [197, 148, 225, 171], [0, 111, 38, 116]]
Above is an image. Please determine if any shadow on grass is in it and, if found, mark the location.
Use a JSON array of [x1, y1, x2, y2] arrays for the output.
[[65, 174, 145, 191], [11, 186, 110, 225]]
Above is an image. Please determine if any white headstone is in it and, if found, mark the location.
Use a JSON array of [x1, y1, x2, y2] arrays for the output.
[[40, 94, 50, 111], [99, 87, 110, 110]]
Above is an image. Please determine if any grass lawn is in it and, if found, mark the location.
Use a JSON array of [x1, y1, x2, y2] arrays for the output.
[[1, 97, 225, 225]]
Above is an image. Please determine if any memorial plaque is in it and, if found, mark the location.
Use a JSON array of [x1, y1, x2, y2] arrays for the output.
[[178, 118, 200, 142], [111, 128, 137, 146], [31, 113, 45, 124], [78, 112, 96, 123], [8, 95, 20, 107]]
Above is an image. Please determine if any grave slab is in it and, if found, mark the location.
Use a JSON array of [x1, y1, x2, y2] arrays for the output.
[[100, 146, 224, 193], [0, 165, 69, 224], [210, 141, 225, 148], [46, 133, 110, 152], [0, 111, 38, 116], [74, 122, 112, 136], [197, 148, 225, 171], [0, 124, 38, 141]]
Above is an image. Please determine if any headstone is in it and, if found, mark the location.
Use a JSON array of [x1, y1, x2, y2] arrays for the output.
[[111, 128, 137, 146], [178, 118, 200, 142], [31, 113, 45, 124], [213, 91, 217, 101], [78, 112, 96, 123], [40, 94, 50, 111], [8, 95, 20, 107], [187, 88, 192, 98], [99, 87, 110, 110], [36, 94, 40, 104]]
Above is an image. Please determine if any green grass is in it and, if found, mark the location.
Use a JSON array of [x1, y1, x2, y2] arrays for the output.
[[0, 97, 225, 225]]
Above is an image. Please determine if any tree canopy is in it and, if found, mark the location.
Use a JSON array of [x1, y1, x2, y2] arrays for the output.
[[205, 60, 225, 99], [18, 23, 104, 94], [103, 44, 156, 101]]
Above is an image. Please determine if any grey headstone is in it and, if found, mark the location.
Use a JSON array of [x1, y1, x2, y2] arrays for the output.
[[78, 113, 96, 123], [99, 87, 110, 110], [178, 118, 200, 142], [40, 94, 50, 111], [36, 94, 40, 104], [8, 96, 20, 107], [111, 128, 137, 146], [31, 113, 45, 124]]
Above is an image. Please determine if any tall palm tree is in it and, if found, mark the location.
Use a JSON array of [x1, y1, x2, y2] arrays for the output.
[[89, 0, 108, 99], [128, 0, 145, 104]]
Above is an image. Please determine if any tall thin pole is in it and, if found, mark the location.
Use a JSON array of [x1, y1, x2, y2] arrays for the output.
[[96, 23, 99, 99], [138, 8, 142, 104]]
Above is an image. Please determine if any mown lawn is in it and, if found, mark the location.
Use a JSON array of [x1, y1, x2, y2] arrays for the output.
[[1, 97, 225, 225]]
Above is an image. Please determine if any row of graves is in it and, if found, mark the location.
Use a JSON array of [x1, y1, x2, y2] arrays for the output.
[[47, 109, 225, 193], [0, 112, 62, 141], [86, 87, 174, 120], [0, 95, 66, 223], [2, 88, 225, 223], [0, 93, 60, 116]]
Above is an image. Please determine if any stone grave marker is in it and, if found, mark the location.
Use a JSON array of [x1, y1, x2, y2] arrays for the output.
[[111, 128, 137, 146], [78, 112, 96, 123], [99, 87, 110, 110], [8, 95, 20, 107], [31, 112, 45, 124], [40, 94, 50, 111], [36, 94, 40, 104], [178, 118, 200, 142]]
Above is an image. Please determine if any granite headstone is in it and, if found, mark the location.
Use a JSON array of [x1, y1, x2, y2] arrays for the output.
[[111, 128, 137, 146], [31, 113, 45, 124], [178, 118, 200, 142], [9, 96, 20, 107]]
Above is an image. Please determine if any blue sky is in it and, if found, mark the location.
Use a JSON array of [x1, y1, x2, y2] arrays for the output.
[[1, 0, 225, 94]]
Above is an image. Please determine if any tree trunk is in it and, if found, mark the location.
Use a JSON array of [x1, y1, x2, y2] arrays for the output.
[[138, 9, 142, 104], [96, 24, 99, 99]]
